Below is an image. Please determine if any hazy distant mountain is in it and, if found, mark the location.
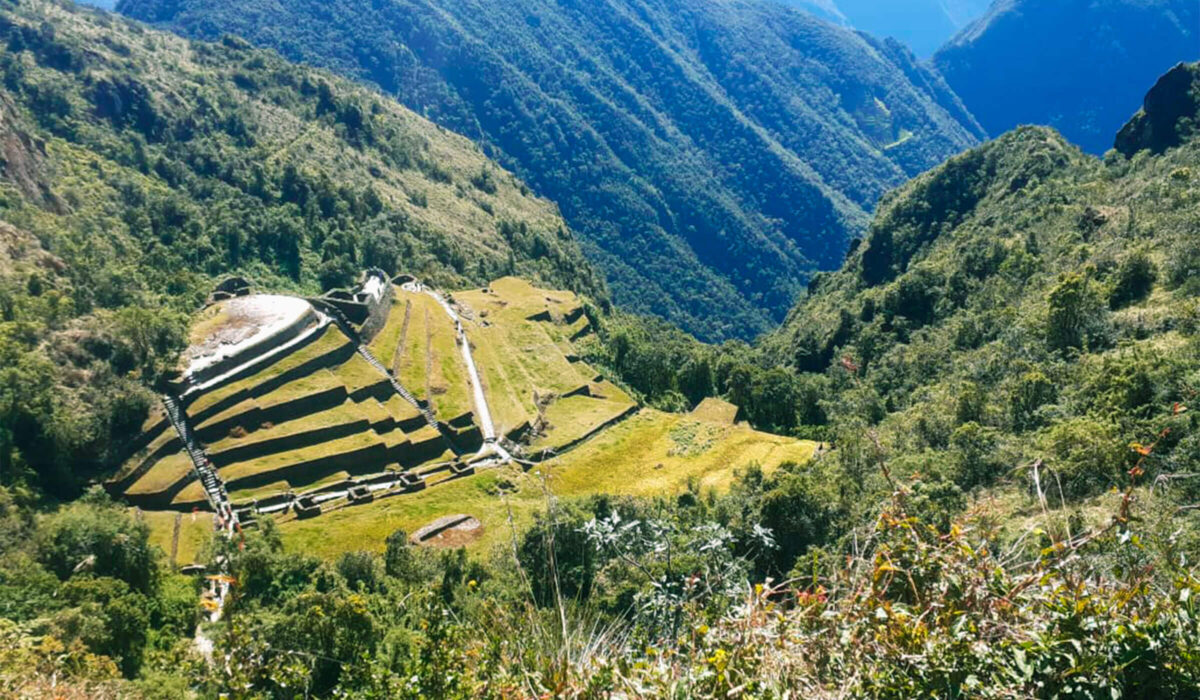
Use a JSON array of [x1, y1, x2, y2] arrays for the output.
[[934, 0, 1199, 153], [780, 0, 990, 56], [119, 0, 983, 341]]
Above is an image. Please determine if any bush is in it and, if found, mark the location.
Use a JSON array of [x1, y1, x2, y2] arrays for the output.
[[34, 489, 157, 594], [1108, 249, 1157, 309], [1046, 272, 1111, 352], [1040, 418, 1126, 498]]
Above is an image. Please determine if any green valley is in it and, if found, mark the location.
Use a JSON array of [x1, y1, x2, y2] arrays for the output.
[[117, 0, 984, 340], [3, 0, 1200, 697]]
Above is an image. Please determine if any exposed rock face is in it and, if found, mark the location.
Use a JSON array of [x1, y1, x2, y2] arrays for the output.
[[0, 94, 64, 213], [1116, 63, 1200, 157]]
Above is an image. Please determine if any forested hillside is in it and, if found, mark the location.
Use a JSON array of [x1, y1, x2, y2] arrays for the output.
[[117, 0, 985, 340], [765, 63, 1200, 509], [934, 0, 1198, 153], [4, 60, 1200, 698], [0, 0, 599, 496]]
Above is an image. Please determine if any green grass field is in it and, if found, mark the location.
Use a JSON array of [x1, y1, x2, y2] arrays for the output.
[[140, 509, 214, 567], [127, 451, 194, 497], [218, 431, 385, 488], [276, 409, 817, 557], [528, 393, 635, 450], [206, 400, 370, 455], [456, 277, 632, 440]]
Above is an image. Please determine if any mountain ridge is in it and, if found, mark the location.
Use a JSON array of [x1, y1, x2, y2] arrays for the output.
[[933, 0, 1199, 154], [117, 0, 984, 341]]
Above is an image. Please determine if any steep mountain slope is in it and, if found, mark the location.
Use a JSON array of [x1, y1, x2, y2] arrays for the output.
[[765, 63, 1200, 503], [783, 0, 990, 57], [0, 0, 598, 494], [117, 0, 985, 341], [934, 0, 1199, 154]]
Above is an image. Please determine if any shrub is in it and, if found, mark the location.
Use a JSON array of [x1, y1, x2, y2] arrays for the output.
[[1108, 249, 1157, 308]]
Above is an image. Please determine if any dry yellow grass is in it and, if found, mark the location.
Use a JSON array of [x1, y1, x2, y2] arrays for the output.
[[690, 397, 740, 425], [529, 394, 635, 450]]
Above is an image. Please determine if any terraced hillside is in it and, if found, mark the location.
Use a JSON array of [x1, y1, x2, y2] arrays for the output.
[[113, 274, 817, 562]]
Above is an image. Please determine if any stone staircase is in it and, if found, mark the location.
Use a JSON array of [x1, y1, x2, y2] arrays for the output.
[[162, 393, 230, 518]]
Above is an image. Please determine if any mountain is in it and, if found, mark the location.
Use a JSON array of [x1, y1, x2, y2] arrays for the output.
[[5, 57, 1200, 699], [116, 0, 985, 342], [782, 0, 991, 57], [0, 0, 599, 495], [933, 0, 1199, 154], [764, 63, 1200, 502]]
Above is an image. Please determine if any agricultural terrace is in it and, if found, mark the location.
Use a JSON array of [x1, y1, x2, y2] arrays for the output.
[[117, 277, 816, 560]]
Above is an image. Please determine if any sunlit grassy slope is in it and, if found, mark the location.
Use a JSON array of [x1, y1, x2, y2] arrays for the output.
[[132, 276, 813, 560], [277, 409, 816, 557]]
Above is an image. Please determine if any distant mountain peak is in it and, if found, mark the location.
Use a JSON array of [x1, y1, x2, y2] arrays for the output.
[[934, 0, 1199, 154]]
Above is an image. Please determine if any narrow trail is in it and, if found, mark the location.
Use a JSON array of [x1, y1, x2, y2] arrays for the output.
[[404, 281, 512, 465], [160, 391, 237, 656]]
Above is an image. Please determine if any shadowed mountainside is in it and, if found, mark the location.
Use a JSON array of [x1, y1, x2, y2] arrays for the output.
[[117, 0, 985, 341], [934, 0, 1198, 154]]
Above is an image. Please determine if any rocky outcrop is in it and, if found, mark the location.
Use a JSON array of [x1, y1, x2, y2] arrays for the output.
[[1116, 63, 1200, 157]]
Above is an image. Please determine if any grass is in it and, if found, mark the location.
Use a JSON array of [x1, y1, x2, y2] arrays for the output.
[[466, 328, 536, 435], [253, 368, 343, 410], [390, 288, 475, 420], [140, 509, 214, 567], [206, 400, 370, 455], [380, 393, 423, 425], [394, 289, 431, 402], [126, 451, 195, 497], [331, 352, 389, 396], [194, 397, 257, 434], [356, 397, 393, 429], [528, 394, 636, 450], [276, 409, 817, 558], [456, 277, 620, 438], [367, 291, 407, 363], [689, 397, 739, 425], [186, 325, 349, 416], [218, 431, 385, 487], [113, 429, 179, 485], [226, 470, 354, 503]]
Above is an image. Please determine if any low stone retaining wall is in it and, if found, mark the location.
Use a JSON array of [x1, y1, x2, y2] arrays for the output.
[[209, 416, 371, 467], [186, 330, 353, 424], [223, 440, 390, 492]]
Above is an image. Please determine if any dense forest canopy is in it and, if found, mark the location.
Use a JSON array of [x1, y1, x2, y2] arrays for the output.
[[117, 0, 984, 341], [0, 0, 599, 496]]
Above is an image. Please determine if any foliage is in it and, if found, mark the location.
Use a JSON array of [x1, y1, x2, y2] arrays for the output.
[[117, 0, 984, 341], [0, 0, 598, 495]]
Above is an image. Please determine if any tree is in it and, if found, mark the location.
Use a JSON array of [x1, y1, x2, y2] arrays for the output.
[[1046, 272, 1109, 352], [35, 489, 158, 594]]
